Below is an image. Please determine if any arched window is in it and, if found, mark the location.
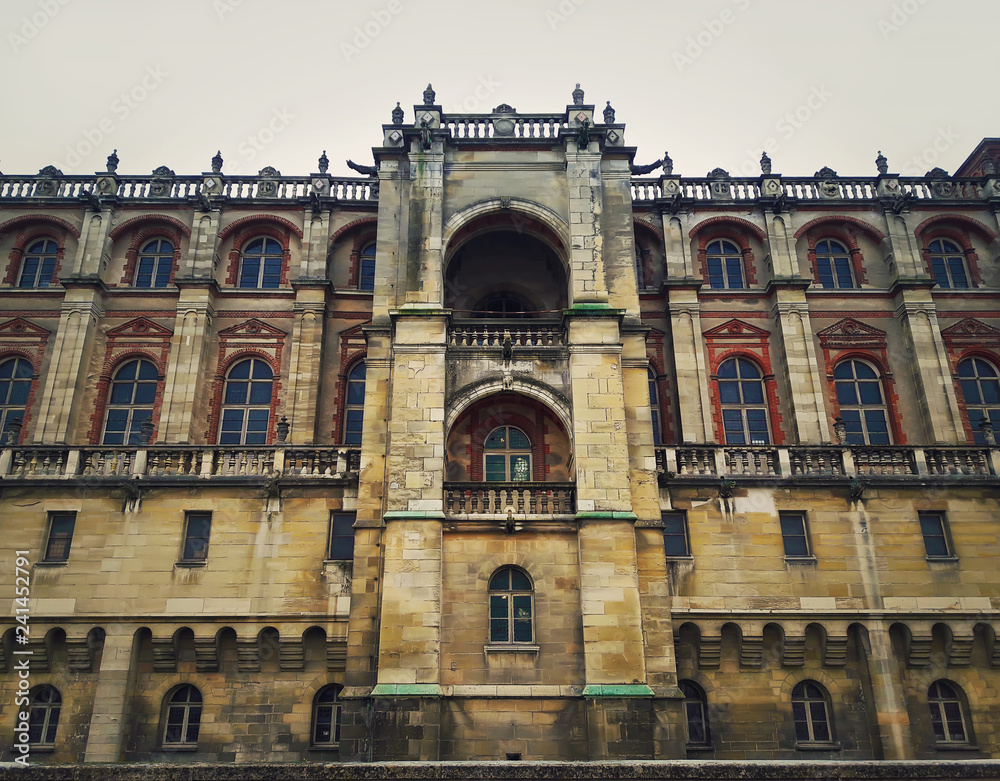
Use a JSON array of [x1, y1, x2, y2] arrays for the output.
[[0, 356, 33, 444], [717, 357, 769, 445], [220, 358, 273, 444], [102, 359, 158, 445], [238, 237, 283, 289], [18, 239, 58, 288], [484, 426, 531, 481], [134, 238, 174, 288], [343, 362, 365, 445], [678, 680, 710, 746], [815, 239, 855, 289], [312, 685, 342, 747], [648, 367, 662, 446], [928, 681, 971, 745], [929, 239, 970, 289], [489, 567, 533, 644], [834, 360, 890, 445], [162, 685, 202, 747], [706, 239, 745, 290], [358, 242, 376, 292], [28, 685, 61, 746], [792, 680, 833, 744], [956, 357, 1000, 443]]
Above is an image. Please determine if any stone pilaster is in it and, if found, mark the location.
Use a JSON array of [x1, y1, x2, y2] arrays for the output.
[[771, 294, 831, 444], [82, 629, 138, 762], [158, 286, 215, 443], [666, 291, 713, 443], [863, 621, 915, 760], [73, 208, 114, 278], [284, 284, 327, 443], [764, 210, 798, 278], [402, 140, 444, 307], [186, 207, 222, 278], [879, 205, 925, 281], [565, 142, 609, 306], [300, 208, 330, 278]]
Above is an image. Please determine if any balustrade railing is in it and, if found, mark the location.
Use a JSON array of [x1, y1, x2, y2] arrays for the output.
[[444, 114, 567, 140], [444, 482, 576, 516], [449, 320, 564, 348]]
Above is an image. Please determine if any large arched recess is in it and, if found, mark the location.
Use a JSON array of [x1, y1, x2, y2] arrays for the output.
[[446, 391, 573, 482], [443, 202, 569, 317]]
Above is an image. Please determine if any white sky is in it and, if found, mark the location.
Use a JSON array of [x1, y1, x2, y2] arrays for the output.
[[2, 0, 997, 180]]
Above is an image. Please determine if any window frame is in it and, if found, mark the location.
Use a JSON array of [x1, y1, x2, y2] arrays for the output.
[[717, 357, 771, 445], [814, 238, 856, 289], [327, 512, 355, 561], [161, 684, 202, 749], [343, 361, 365, 446], [42, 512, 76, 563], [918, 511, 954, 560], [18, 238, 59, 288], [101, 359, 159, 445], [0, 355, 34, 445], [219, 357, 274, 445], [134, 237, 175, 288], [648, 366, 662, 446], [483, 425, 532, 482], [27, 685, 61, 748], [179, 511, 212, 564], [928, 238, 971, 290], [237, 236, 284, 289], [791, 680, 836, 747], [779, 512, 813, 561], [488, 566, 534, 645], [834, 359, 892, 446], [311, 685, 343, 748], [662, 511, 690, 558], [956, 357, 1000, 444], [928, 680, 972, 746], [357, 241, 376, 292], [705, 239, 746, 290], [678, 680, 711, 748]]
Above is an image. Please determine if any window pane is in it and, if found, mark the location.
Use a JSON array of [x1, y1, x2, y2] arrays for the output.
[[248, 381, 272, 405], [509, 569, 531, 590], [741, 381, 764, 404], [224, 381, 248, 405], [509, 428, 530, 448]]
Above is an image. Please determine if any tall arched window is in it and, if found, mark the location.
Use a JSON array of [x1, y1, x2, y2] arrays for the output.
[[648, 367, 662, 446], [18, 239, 58, 288], [28, 685, 61, 746], [717, 357, 770, 445], [134, 238, 174, 288], [484, 426, 531, 481], [162, 685, 202, 747], [956, 357, 1000, 443], [815, 239, 855, 289], [489, 567, 533, 644], [792, 680, 833, 745], [220, 358, 273, 444], [238, 237, 283, 288], [358, 242, 376, 291], [834, 359, 890, 445], [102, 359, 158, 445], [706, 239, 745, 289], [928, 239, 970, 289], [312, 685, 342, 747], [928, 680, 971, 745], [679, 680, 710, 746], [343, 362, 365, 445], [0, 356, 33, 444]]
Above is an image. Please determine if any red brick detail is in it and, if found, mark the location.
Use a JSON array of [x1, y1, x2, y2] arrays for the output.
[[0, 214, 80, 240], [347, 230, 377, 289], [223, 225, 294, 287], [693, 227, 759, 288], [704, 320, 784, 445], [646, 328, 673, 444], [108, 214, 191, 242], [116, 220, 187, 286], [331, 323, 368, 443], [4, 226, 68, 286], [633, 217, 664, 242], [0, 318, 50, 444], [217, 214, 303, 243], [913, 213, 997, 244], [914, 224, 984, 287], [941, 319, 1000, 442], [801, 225, 869, 287], [816, 319, 904, 445], [330, 216, 378, 247], [792, 215, 886, 243], [688, 215, 767, 244]]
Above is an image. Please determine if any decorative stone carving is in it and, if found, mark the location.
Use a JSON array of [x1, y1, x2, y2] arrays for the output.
[[391, 101, 404, 125], [740, 635, 764, 668], [824, 635, 848, 666], [151, 637, 177, 672], [572, 83, 585, 105], [106, 149, 119, 173], [194, 638, 219, 672], [326, 642, 347, 672], [279, 641, 305, 671], [876, 150, 888, 175], [663, 151, 673, 175], [211, 150, 223, 173], [149, 166, 176, 197], [603, 101, 615, 123], [34, 166, 63, 196], [782, 636, 806, 666], [423, 83, 436, 105], [346, 159, 376, 176], [630, 158, 663, 176], [760, 151, 772, 175], [907, 634, 933, 667], [947, 634, 975, 667], [698, 635, 722, 668], [318, 150, 329, 174], [237, 639, 261, 672], [257, 166, 280, 197]]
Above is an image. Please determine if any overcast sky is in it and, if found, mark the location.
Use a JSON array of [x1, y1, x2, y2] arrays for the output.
[[2, 0, 997, 180]]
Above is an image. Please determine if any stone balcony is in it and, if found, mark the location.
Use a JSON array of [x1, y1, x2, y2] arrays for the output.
[[444, 481, 576, 520]]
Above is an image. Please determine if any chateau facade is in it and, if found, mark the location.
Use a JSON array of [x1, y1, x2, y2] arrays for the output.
[[1, 87, 999, 766]]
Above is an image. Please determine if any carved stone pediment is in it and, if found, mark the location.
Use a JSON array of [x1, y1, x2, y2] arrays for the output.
[[0, 318, 50, 338], [941, 318, 1000, 345], [219, 318, 287, 339], [817, 318, 886, 347], [703, 319, 771, 339], [106, 317, 173, 340]]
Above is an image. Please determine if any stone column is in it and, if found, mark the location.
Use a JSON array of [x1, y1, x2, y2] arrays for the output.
[[32, 284, 103, 443], [565, 134, 609, 306], [666, 292, 713, 443], [300, 208, 330, 278], [862, 621, 915, 760], [186, 208, 221, 278], [82, 628, 138, 762], [284, 284, 327, 443], [72, 208, 114, 278], [158, 285, 215, 443], [771, 295, 831, 444]]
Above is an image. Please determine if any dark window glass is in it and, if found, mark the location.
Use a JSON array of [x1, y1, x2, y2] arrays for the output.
[[483, 426, 532, 481], [135, 238, 174, 288], [358, 243, 376, 291], [313, 686, 342, 746], [220, 358, 272, 444], [928, 239, 969, 289], [717, 358, 770, 444], [815, 239, 855, 289], [102, 359, 159, 445], [28, 686, 61, 745], [181, 512, 212, 561], [706, 239, 745, 289], [344, 362, 365, 445], [163, 685, 202, 746], [0, 356, 33, 444], [488, 567, 533, 644], [328, 513, 355, 560], [792, 681, 832, 744], [238, 237, 283, 289], [834, 360, 890, 445], [919, 512, 951, 558], [679, 681, 709, 746], [662, 512, 689, 557], [956, 358, 1000, 444], [648, 367, 662, 446], [44, 513, 76, 562], [18, 239, 58, 288], [929, 681, 970, 744], [780, 512, 810, 558]]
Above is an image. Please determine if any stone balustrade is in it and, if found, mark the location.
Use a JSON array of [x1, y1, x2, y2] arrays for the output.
[[656, 444, 1000, 480], [444, 113, 567, 139], [448, 319, 564, 348], [0, 445, 360, 480], [444, 481, 576, 517]]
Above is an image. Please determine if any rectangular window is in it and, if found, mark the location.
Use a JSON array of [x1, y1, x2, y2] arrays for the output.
[[662, 511, 690, 557], [181, 512, 212, 562], [919, 511, 952, 558], [328, 512, 356, 560], [780, 512, 811, 558], [43, 512, 76, 562]]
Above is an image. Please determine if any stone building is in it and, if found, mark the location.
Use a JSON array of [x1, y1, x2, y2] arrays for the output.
[[0, 87, 998, 766]]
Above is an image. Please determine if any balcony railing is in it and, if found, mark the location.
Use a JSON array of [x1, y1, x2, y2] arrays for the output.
[[0, 445, 360, 480], [448, 319, 564, 349], [444, 482, 576, 516], [655, 445, 998, 479]]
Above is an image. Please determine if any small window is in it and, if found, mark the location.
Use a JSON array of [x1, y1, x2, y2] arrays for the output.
[[956, 357, 1000, 444], [181, 512, 212, 562], [706, 239, 745, 290], [484, 426, 532, 482], [648, 367, 662, 446], [18, 239, 59, 288], [679, 680, 710, 747], [102, 359, 159, 445], [43, 512, 76, 562], [358, 242, 376, 292], [220, 358, 273, 445], [0, 356, 33, 444], [834, 360, 890, 445], [328, 512, 355, 560], [662, 511, 690, 557], [780, 512, 811, 559], [343, 362, 365, 445], [792, 680, 834, 745], [28, 685, 61, 747], [919, 511, 952, 559], [929, 681, 971, 745], [717, 357, 770, 445], [928, 239, 970, 289], [135, 238, 174, 288], [488, 567, 533, 644], [238, 237, 283, 289], [815, 239, 855, 289], [635, 245, 649, 289], [162, 685, 202, 747], [312, 685, 342, 747]]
